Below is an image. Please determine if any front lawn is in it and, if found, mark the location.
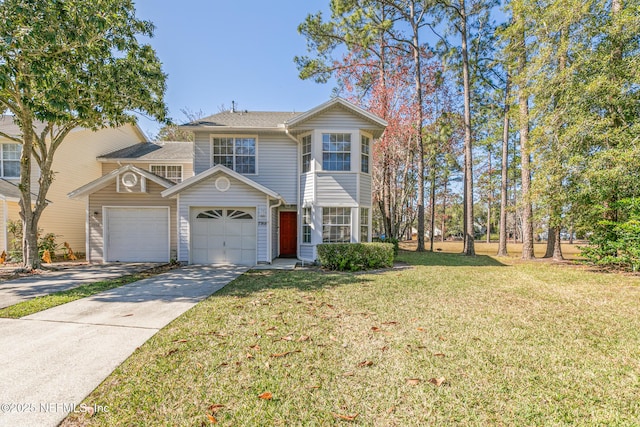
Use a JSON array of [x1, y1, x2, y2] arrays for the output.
[[64, 252, 640, 426]]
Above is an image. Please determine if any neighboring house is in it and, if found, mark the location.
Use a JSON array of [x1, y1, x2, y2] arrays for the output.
[[0, 116, 148, 255], [69, 97, 387, 265], [68, 141, 193, 263]]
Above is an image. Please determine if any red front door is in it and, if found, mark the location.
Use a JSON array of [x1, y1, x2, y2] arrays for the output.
[[279, 212, 297, 257]]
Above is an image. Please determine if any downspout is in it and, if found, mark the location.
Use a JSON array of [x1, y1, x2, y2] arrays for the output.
[[285, 128, 302, 262]]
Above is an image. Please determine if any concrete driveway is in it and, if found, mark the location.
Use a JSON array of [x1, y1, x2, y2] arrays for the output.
[[0, 263, 162, 309], [0, 264, 248, 427]]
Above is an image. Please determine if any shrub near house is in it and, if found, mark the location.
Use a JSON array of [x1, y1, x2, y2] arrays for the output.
[[317, 242, 394, 271]]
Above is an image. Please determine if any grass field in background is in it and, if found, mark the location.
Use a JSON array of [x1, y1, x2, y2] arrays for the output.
[[63, 250, 639, 426]]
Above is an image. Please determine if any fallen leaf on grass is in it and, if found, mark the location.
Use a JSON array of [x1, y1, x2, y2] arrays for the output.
[[173, 339, 188, 343], [270, 350, 301, 358], [207, 404, 225, 413], [357, 360, 373, 367], [258, 392, 273, 400], [307, 385, 321, 389], [166, 349, 179, 357], [280, 335, 293, 341], [387, 406, 396, 414], [416, 327, 427, 332], [297, 335, 310, 342], [433, 353, 446, 357], [246, 353, 254, 359], [343, 371, 355, 377], [428, 377, 446, 386], [379, 346, 389, 351], [371, 326, 382, 332], [382, 321, 398, 325], [206, 413, 217, 423], [249, 344, 261, 351], [332, 412, 359, 421], [406, 378, 421, 385]]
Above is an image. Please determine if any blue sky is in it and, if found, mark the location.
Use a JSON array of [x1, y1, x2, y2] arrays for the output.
[[133, 1, 335, 139]]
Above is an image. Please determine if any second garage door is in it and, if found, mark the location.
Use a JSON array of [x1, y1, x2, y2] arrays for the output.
[[105, 207, 170, 262], [191, 208, 256, 265]]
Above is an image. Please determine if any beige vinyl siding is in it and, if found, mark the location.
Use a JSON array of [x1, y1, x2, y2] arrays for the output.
[[360, 174, 372, 206], [176, 173, 269, 263], [37, 125, 144, 252], [102, 162, 194, 180], [316, 173, 358, 206], [88, 180, 177, 263]]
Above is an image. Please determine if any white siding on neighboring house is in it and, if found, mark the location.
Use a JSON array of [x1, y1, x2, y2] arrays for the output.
[[316, 174, 358, 206], [175, 173, 271, 264]]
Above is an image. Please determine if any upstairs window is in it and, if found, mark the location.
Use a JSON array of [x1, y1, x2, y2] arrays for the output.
[[150, 165, 183, 183], [212, 137, 256, 174], [301, 134, 311, 173], [361, 135, 370, 173], [322, 133, 351, 171], [1, 144, 20, 178]]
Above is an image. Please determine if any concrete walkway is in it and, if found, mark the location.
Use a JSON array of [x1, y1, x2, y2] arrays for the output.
[[0, 263, 161, 309], [0, 265, 248, 427]]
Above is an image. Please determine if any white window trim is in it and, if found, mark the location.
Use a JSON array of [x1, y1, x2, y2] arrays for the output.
[[209, 134, 259, 175], [0, 143, 21, 179], [301, 133, 312, 174], [360, 132, 372, 175], [321, 206, 353, 244], [150, 164, 183, 183], [319, 131, 353, 172]]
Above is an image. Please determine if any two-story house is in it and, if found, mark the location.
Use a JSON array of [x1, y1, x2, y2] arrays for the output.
[[0, 116, 149, 255], [69, 98, 386, 265]]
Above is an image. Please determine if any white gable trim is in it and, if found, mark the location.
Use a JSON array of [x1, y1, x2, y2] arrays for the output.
[[284, 97, 388, 129], [161, 164, 283, 200], [68, 164, 175, 199]]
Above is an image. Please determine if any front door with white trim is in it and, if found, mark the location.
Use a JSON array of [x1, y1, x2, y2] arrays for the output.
[[191, 208, 256, 265]]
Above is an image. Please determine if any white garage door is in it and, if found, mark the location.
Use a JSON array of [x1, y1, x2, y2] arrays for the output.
[[105, 207, 170, 262], [191, 208, 256, 265]]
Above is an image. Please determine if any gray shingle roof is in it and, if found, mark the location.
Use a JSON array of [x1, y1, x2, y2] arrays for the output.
[[98, 141, 192, 161], [183, 111, 302, 129], [0, 179, 22, 199]]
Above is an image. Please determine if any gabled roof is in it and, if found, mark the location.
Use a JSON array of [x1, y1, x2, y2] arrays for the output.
[[68, 164, 175, 199], [285, 97, 388, 130], [98, 141, 192, 162], [161, 164, 283, 200], [182, 111, 301, 130]]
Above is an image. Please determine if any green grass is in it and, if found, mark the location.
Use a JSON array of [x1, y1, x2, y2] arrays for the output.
[[62, 253, 640, 426], [0, 268, 168, 318]]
